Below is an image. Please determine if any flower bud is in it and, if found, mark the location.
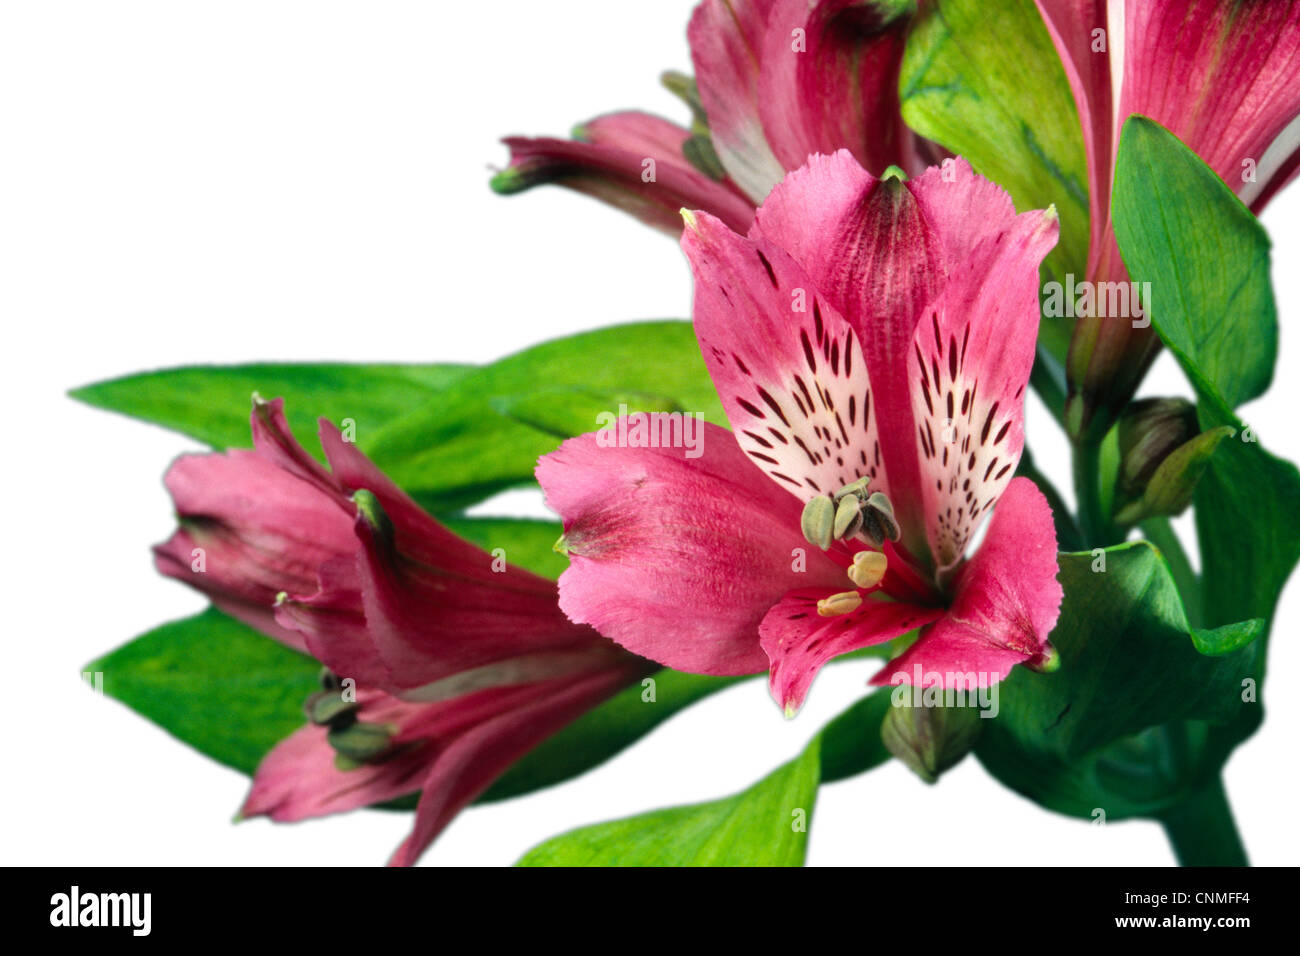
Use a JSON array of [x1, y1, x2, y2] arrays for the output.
[[1112, 398, 1232, 525], [881, 697, 982, 784]]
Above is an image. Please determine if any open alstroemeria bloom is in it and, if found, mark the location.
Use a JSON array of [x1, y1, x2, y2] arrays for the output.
[[156, 398, 651, 866], [493, 0, 936, 234], [1035, 0, 1300, 436], [538, 152, 1064, 714]]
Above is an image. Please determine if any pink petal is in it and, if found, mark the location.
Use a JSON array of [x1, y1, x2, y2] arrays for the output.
[[681, 209, 889, 503], [689, 0, 787, 202], [153, 447, 358, 650], [871, 477, 1063, 686], [537, 424, 847, 674], [904, 163, 1059, 567], [761, 588, 943, 714], [388, 663, 648, 866], [756, 0, 922, 177], [748, 153, 943, 542], [274, 555, 391, 687], [1119, 0, 1300, 214], [495, 113, 756, 235], [241, 691, 438, 822], [1034, 0, 1115, 260]]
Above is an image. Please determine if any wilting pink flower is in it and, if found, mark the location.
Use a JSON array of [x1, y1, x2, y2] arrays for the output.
[[157, 397, 651, 866], [538, 152, 1064, 714], [1035, 0, 1300, 435], [493, 0, 937, 233]]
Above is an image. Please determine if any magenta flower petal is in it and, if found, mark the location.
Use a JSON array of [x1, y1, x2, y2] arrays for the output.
[[1119, 0, 1300, 213], [905, 164, 1060, 567], [755, 0, 921, 177], [1033, 0, 1113, 255], [496, 111, 756, 235], [153, 448, 358, 651], [538, 424, 847, 675], [387, 665, 646, 867], [761, 588, 943, 714], [682, 208, 890, 502], [241, 690, 436, 822], [689, 0, 788, 201], [871, 478, 1063, 687]]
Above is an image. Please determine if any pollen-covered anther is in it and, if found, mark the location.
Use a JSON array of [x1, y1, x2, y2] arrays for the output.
[[816, 590, 863, 617], [847, 549, 888, 589]]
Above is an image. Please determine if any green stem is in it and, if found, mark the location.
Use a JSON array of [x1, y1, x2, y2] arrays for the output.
[[1159, 776, 1248, 867], [1030, 348, 1068, 428], [1072, 437, 1116, 548]]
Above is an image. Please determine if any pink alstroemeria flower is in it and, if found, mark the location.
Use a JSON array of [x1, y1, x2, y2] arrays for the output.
[[156, 398, 651, 866], [1035, 0, 1300, 435], [537, 152, 1064, 714], [494, 0, 936, 234]]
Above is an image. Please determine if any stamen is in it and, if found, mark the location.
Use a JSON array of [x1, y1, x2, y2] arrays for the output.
[[833, 495, 863, 539], [817, 590, 863, 617], [800, 494, 836, 551], [327, 721, 396, 763], [847, 550, 888, 589], [861, 491, 901, 546]]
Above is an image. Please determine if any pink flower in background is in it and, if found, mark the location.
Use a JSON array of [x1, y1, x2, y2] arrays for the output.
[[158, 398, 650, 866], [493, 0, 938, 233], [538, 151, 1064, 714], [1035, 0, 1300, 434]]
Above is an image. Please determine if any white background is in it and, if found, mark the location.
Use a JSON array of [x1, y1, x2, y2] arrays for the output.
[[2, 1, 1297, 867]]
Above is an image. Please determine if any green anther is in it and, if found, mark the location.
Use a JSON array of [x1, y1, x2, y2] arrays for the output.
[[864, 491, 901, 542], [327, 722, 395, 763], [833, 495, 863, 540], [833, 476, 872, 501], [305, 689, 358, 728], [800, 494, 836, 551]]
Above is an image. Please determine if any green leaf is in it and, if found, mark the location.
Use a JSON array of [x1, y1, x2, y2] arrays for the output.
[[86, 607, 320, 775], [1111, 115, 1277, 409], [89, 600, 748, 810], [1191, 619, 1266, 657], [1192, 400, 1300, 665], [517, 737, 822, 866], [364, 321, 725, 511], [817, 686, 895, 783], [70, 362, 471, 456], [514, 686, 897, 866], [480, 671, 747, 804], [976, 542, 1262, 819], [492, 386, 684, 439], [993, 543, 1257, 760], [1111, 114, 1299, 688], [900, 0, 1089, 311]]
